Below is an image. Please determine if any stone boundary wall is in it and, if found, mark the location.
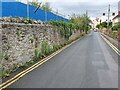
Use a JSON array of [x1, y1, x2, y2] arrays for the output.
[[1, 23, 81, 72]]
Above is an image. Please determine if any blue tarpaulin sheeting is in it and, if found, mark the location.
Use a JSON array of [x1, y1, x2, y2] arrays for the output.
[[0, 2, 68, 22]]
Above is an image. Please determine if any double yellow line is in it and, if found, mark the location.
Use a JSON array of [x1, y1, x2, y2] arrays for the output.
[[0, 37, 81, 90], [101, 34, 120, 56]]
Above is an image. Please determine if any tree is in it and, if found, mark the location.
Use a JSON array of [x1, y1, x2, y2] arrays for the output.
[[101, 22, 107, 28], [49, 14, 91, 39], [112, 24, 120, 31], [96, 21, 112, 29], [71, 14, 91, 33], [30, 2, 52, 12], [96, 24, 101, 29], [109, 21, 112, 28], [41, 2, 52, 12], [30, 2, 39, 7]]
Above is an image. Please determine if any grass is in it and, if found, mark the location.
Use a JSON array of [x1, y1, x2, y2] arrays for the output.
[[34, 48, 39, 60], [2, 70, 11, 78]]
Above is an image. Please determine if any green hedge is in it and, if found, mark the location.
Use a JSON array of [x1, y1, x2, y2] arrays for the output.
[[49, 20, 73, 39], [112, 24, 120, 31]]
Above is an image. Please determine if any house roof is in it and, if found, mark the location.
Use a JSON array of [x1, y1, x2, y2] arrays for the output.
[[113, 14, 120, 20]]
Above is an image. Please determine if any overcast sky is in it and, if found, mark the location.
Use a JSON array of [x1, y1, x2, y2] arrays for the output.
[[50, 0, 119, 19], [3, 0, 120, 19]]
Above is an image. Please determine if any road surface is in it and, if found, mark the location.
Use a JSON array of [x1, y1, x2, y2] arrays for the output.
[[7, 32, 118, 88]]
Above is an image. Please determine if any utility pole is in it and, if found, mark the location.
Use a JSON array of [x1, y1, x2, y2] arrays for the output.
[[107, 4, 110, 30]]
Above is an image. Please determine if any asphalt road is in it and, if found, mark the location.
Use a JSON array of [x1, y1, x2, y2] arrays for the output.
[[7, 32, 118, 88]]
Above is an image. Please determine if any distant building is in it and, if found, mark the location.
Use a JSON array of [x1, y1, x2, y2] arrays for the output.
[[113, 13, 120, 25], [112, 1, 120, 25]]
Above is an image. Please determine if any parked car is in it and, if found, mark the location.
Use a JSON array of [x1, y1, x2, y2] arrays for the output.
[[94, 29, 97, 32]]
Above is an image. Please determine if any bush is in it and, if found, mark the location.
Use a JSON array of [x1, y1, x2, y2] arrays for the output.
[[19, 63, 28, 68], [49, 20, 73, 39], [112, 24, 120, 31], [22, 18, 32, 24], [13, 64, 19, 70], [41, 40, 52, 56], [111, 32, 117, 39], [53, 44, 62, 51]]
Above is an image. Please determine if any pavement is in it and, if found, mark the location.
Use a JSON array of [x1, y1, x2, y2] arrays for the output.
[[6, 31, 118, 88], [101, 33, 118, 47]]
